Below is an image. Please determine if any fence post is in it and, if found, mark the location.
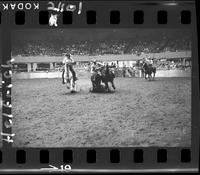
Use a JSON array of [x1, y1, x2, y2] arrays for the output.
[[27, 63, 31, 72]]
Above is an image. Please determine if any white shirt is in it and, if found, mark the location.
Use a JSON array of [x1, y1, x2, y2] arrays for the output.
[[90, 62, 104, 73], [149, 59, 153, 64], [62, 56, 74, 64]]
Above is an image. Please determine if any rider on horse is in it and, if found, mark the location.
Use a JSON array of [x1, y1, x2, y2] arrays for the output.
[[141, 56, 156, 80], [62, 54, 78, 81], [142, 56, 153, 69]]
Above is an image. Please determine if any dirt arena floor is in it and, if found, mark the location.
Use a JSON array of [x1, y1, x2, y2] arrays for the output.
[[12, 75, 191, 147]]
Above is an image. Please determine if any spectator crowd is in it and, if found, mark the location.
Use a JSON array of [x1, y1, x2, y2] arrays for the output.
[[12, 34, 191, 57]]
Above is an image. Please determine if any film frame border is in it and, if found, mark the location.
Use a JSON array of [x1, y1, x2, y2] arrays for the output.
[[0, 0, 199, 173]]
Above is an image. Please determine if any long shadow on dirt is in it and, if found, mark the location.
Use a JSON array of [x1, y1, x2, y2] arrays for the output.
[[89, 89, 116, 94]]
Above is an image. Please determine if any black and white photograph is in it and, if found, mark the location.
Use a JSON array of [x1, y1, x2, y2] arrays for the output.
[[11, 29, 191, 147]]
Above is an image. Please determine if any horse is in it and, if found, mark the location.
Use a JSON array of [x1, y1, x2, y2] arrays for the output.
[[62, 63, 77, 92], [91, 72, 102, 92], [101, 64, 116, 91], [91, 65, 116, 92], [142, 63, 156, 81]]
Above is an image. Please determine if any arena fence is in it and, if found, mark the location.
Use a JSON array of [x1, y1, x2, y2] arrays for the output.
[[12, 69, 191, 79]]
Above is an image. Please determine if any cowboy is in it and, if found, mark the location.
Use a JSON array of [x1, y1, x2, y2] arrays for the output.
[[90, 60, 104, 75], [62, 54, 78, 81], [149, 57, 153, 66], [141, 58, 146, 68], [143, 56, 152, 67]]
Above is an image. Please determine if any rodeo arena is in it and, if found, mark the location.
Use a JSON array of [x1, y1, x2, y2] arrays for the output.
[[10, 29, 191, 147]]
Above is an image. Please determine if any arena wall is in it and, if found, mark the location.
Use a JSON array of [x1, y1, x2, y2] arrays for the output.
[[13, 69, 191, 79], [12, 51, 191, 79]]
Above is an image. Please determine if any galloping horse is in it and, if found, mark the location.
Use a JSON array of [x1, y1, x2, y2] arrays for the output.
[[142, 63, 156, 81], [62, 63, 77, 92]]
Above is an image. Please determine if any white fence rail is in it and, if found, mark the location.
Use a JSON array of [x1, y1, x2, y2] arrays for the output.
[[13, 51, 191, 63]]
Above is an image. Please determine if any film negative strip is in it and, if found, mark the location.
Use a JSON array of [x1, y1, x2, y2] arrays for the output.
[[0, 0, 199, 173]]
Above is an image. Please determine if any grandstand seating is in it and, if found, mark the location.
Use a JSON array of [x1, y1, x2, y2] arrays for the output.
[[12, 34, 191, 57]]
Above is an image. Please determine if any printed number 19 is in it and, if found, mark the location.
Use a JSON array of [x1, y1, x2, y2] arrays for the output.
[[60, 165, 71, 170]]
